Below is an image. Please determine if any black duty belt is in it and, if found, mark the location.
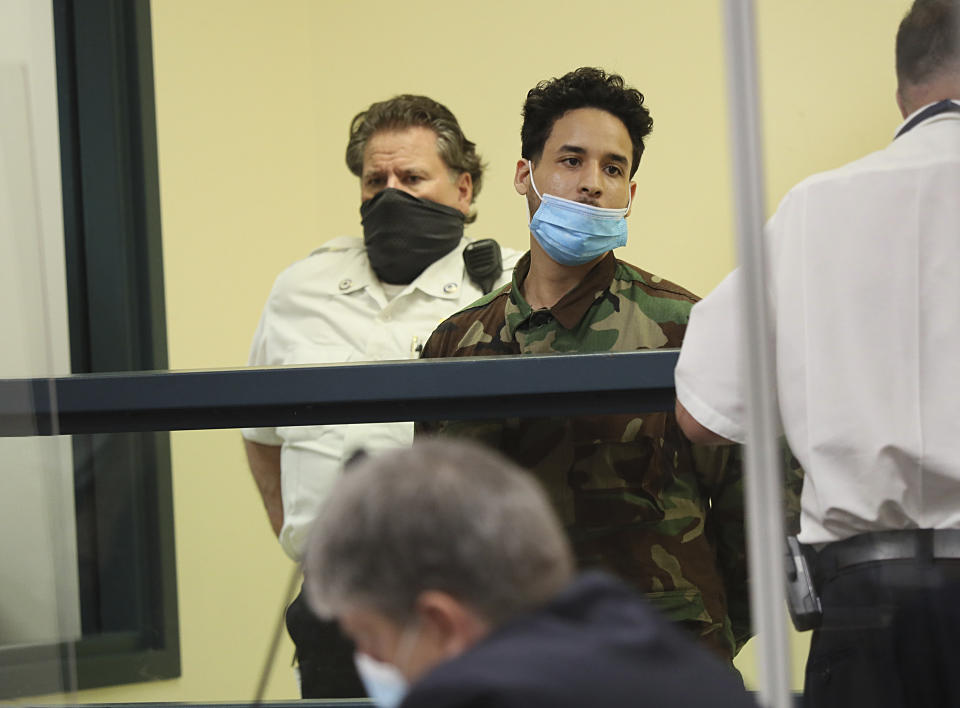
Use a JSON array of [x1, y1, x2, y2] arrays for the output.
[[816, 528, 960, 579], [811, 529, 960, 630]]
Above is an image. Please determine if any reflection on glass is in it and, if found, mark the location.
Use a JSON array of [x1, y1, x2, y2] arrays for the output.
[[0, 63, 79, 698], [10, 0, 948, 702]]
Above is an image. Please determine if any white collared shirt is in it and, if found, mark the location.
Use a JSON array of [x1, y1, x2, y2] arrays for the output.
[[243, 236, 520, 559], [675, 101, 960, 545]]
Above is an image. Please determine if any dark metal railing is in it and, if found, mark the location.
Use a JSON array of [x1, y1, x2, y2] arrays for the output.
[[0, 350, 679, 437]]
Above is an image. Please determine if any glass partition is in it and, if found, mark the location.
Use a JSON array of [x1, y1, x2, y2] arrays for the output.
[[1, 365, 739, 704], [2, 0, 939, 705], [0, 61, 78, 698]]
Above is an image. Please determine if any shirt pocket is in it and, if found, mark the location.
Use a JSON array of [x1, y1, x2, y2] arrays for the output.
[[567, 413, 672, 528]]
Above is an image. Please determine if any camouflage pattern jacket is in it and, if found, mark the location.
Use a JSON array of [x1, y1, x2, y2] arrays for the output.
[[417, 251, 750, 661]]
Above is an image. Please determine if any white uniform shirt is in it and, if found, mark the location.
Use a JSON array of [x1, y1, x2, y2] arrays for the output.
[[243, 235, 520, 559], [675, 102, 960, 545]]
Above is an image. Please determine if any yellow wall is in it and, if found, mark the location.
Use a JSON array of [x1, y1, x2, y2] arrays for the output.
[[62, 0, 910, 702]]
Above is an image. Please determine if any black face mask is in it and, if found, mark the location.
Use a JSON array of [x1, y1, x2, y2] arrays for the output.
[[360, 188, 465, 284]]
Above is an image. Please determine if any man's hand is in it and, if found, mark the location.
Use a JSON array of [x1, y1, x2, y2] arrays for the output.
[[675, 399, 734, 446], [244, 439, 284, 536]]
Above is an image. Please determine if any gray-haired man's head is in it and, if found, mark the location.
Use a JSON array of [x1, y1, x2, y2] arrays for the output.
[[302, 438, 574, 683], [304, 438, 573, 625]]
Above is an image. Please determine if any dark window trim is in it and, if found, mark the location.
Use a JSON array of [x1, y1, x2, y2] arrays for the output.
[[0, 0, 181, 698], [0, 350, 680, 437]]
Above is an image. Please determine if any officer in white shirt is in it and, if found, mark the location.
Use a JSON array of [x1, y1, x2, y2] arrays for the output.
[[674, 2, 960, 706], [242, 94, 518, 698]]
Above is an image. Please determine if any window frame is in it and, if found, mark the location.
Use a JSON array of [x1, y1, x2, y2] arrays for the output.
[[0, 0, 182, 697]]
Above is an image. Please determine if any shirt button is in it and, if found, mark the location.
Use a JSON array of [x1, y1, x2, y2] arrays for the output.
[[339, 279, 352, 290], [443, 282, 458, 294]]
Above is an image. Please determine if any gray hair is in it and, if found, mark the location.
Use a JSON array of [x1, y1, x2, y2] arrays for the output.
[[344, 95, 484, 224], [303, 438, 574, 627]]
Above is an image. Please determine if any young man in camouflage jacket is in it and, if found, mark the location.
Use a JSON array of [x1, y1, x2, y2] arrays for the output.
[[416, 67, 750, 661]]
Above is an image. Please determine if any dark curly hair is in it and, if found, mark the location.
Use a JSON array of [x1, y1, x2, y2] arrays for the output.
[[345, 95, 484, 223], [520, 67, 654, 178], [896, 0, 958, 87]]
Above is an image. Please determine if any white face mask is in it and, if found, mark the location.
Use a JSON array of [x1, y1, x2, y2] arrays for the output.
[[353, 621, 422, 708], [354, 652, 409, 708]]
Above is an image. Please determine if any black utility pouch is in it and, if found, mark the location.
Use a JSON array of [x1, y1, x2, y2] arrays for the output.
[[785, 535, 823, 631]]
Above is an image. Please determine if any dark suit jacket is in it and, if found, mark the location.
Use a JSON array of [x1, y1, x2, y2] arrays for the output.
[[400, 572, 757, 708]]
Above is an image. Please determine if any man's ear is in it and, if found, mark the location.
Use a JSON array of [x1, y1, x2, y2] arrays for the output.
[[514, 159, 531, 196], [455, 172, 473, 215], [416, 591, 489, 658]]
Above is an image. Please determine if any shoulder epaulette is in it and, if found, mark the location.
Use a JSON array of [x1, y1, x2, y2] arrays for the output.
[[455, 281, 512, 315], [308, 235, 362, 257], [615, 260, 699, 302]]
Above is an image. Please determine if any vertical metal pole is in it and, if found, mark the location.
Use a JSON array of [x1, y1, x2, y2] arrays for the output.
[[721, 2, 792, 707]]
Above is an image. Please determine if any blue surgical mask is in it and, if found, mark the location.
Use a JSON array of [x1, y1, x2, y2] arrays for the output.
[[527, 160, 631, 266]]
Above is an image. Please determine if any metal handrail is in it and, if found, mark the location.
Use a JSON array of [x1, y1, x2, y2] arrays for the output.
[[0, 350, 679, 437]]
